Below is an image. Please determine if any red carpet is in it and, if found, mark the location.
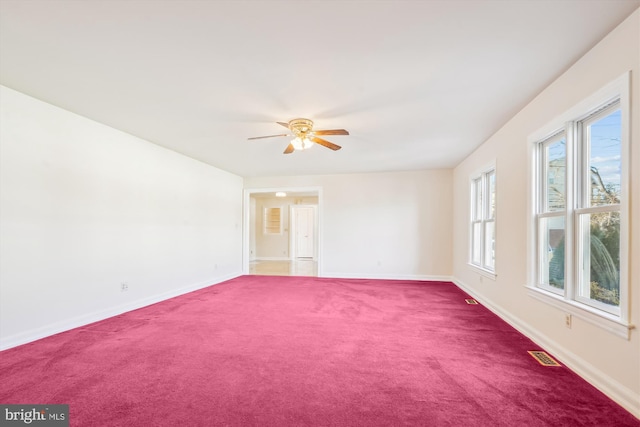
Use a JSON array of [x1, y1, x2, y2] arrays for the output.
[[1, 276, 638, 426]]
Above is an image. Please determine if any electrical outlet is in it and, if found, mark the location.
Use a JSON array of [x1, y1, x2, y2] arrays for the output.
[[565, 314, 572, 328], [121, 282, 128, 292]]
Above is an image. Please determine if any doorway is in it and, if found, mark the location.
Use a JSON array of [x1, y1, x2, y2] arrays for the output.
[[243, 187, 322, 276]]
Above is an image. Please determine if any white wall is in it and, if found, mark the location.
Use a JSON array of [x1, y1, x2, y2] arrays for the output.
[[245, 169, 453, 280], [0, 86, 243, 349], [451, 10, 639, 416]]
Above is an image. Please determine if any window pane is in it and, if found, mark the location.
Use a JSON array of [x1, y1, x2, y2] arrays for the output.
[[487, 171, 496, 219], [539, 216, 565, 290], [472, 222, 481, 265], [586, 109, 621, 207], [484, 221, 495, 270], [472, 178, 482, 221], [578, 212, 620, 307], [545, 138, 566, 212]]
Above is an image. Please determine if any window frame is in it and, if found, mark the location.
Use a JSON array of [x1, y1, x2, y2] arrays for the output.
[[469, 164, 496, 278], [527, 72, 631, 339], [535, 130, 567, 297], [574, 101, 622, 315]]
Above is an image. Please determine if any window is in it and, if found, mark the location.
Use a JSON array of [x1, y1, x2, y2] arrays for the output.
[[575, 103, 622, 312], [529, 73, 630, 336], [470, 166, 496, 274], [537, 131, 567, 292], [263, 207, 282, 234]]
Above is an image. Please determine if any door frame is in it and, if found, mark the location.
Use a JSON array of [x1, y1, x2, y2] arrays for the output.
[[289, 204, 318, 260], [243, 186, 323, 275]]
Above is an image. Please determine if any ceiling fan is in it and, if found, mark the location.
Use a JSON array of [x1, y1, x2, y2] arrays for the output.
[[248, 118, 349, 154]]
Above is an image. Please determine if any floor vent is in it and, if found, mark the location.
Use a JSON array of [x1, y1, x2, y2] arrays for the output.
[[465, 299, 478, 305], [528, 351, 561, 367]]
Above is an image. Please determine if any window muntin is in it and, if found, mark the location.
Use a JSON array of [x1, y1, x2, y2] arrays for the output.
[[470, 167, 496, 273]]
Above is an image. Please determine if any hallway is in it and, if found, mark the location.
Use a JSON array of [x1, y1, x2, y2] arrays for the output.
[[249, 259, 318, 277]]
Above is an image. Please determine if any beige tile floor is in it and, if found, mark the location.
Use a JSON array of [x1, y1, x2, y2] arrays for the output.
[[249, 259, 318, 277]]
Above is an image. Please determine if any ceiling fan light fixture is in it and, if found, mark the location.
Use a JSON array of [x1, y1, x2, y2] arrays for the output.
[[248, 118, 346, 154], [292, 136, 313, 151]]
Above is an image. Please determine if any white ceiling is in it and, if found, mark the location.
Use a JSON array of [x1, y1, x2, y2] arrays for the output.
[[1, 1, 638, 178]]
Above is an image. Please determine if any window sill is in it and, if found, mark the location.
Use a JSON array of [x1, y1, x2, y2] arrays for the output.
[[525, 285, 634, 339], [468, 264, 496, 281]]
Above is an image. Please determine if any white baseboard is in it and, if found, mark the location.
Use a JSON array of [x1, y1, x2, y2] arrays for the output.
[[0, 272, 241, 351], [321, 272, 454, 282], [451, 277, 640, 419], [252, 257, 291, 261]]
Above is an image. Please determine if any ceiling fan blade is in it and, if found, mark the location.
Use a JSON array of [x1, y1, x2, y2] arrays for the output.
[[247, 133, 290, 140], [277, 121, 290, 129], [313, 129, 349, 136], [311, 136, 342, 151], [283, 143, 295, 154]]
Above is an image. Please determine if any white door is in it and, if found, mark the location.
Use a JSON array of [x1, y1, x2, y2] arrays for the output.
[[295, 207, 315, 258]]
